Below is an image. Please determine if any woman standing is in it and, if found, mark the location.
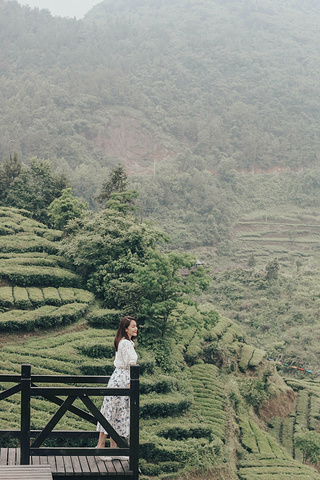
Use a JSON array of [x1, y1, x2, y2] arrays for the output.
[[96, 316, 138, 461]]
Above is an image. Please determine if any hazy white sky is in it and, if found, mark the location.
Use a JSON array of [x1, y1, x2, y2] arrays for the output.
[[17, 0, 101, 19]]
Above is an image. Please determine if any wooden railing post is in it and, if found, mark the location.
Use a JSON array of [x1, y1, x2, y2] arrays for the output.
[[20, 364, 31, 465], [130, 365, 140, 480]]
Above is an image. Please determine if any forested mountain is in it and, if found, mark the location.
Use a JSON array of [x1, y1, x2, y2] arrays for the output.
[[2, 0, 320, 199]]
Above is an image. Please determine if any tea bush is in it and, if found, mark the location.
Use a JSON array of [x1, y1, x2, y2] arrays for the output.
[[87, 308, 122, 328], [0, 302, 88, 332], [0, 235, 58, 254], [0, 287, 14, 307], [0, 265, 81, 287], [140, 393, 192, 419], [42, 287, 62, 306], [13, 286, 32, 309]]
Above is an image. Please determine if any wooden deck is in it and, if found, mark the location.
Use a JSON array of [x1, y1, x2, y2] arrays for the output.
[[0, 465, 52, 479], [0, 449, 133, 479]]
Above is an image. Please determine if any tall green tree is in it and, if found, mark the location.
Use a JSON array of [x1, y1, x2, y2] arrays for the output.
[[0, 153, 22, 201], [48, 188, 88, 231], [3, 158, 69, 224], [95, 165, 129, 204], [60, 198, 210, 356], [59, 204, 167, 299], [130, 250, 210, 341]]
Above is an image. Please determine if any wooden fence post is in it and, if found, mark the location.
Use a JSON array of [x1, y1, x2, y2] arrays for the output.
[[20, 364, 31, 465], [130, 365, 140, 480]]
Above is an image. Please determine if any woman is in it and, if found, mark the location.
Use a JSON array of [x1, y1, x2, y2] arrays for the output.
[[96, 316, 138, 461]]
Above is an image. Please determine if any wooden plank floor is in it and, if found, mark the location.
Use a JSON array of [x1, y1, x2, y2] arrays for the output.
[[0, 465, 52, 479], [0, 449, 133, 479]]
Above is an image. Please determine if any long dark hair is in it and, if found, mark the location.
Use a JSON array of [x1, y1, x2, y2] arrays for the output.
[[114, 316, 137, 351]]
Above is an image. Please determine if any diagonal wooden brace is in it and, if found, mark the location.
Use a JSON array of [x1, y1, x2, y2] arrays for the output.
[[0, 383, 21, 401], [32, 383, 95, 424], [80, 395, 128, 448], [31, 395, 76, 448]]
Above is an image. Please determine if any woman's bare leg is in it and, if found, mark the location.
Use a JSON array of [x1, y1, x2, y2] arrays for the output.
[[110, 437, 117, 449], [96, 432, 107, 448]]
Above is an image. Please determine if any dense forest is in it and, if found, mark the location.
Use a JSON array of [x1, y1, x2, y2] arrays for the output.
[[2, 0, 320, 182]]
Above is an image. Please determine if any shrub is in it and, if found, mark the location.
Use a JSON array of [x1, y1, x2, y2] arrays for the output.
[[58, 287, 76, 304], [240, 377, 270, 411], [250, 419, 273, 455], [42, 287, 62, 306], [157, 425, 213, 441], [239, 415, 259, 453], [139, 459, 181, 475], [140, 376, 178, 395], [26, 287, 45, 307], [87, 309, 122, 328], [139, 460, 161, 476], [56, 303, 88, 325], [158, 461, 180, 473], [0, 226, 14, 236], [77, 344, 115, 359], [140, 394, 192, 419], [184, 336, 202, 366], [140, 435, 216, 465], [201, 308, 220, 326], [0, 306, 56, 332], [309, 394, 320, 430], [221, 324, 244, 344], [1, 257, 58, 267], [0, 286, 14, 307], [42, 230, 63, 241], [138, 353, 156, 375], [13, 286, 32, 309], [202, 317, 233, 342], [0, 302, 88, 332], [0, 265, 81, 288], [73, 289, 95, 303], [249, 347, 267, 367], [79, 362, 114, 376], [0, 235, 58, 254], [239, 344, 255, 372]]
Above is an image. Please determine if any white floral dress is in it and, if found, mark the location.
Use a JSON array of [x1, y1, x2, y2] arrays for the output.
[[97, 338, 138, 438]]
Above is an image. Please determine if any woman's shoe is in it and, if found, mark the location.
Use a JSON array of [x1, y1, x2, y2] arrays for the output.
[[99, 456, 113, 461], [113, 456, 129, 461]]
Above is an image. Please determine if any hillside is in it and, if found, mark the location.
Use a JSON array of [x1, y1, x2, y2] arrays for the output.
[[1, 206, 320, 479], [2, 0, 320, 201], [2, 0, 320, 475], [0, 206, 95, 334]]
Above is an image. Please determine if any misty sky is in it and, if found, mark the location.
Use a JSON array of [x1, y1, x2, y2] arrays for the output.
[[16, 0, 101, 19]]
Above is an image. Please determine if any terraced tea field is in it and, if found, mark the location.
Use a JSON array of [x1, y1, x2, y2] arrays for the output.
[[1, 206, 320, 479], [231, 209, 320, 270], [0, 208, 95, 332], [238, 395, 320, 479], [268, 378, 320, 463]]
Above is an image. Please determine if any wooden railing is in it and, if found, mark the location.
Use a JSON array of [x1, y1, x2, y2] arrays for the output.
[[0, 364, 140, 479]]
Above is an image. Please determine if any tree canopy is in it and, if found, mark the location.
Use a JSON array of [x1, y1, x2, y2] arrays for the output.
[[0, 155, 69, 224]]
